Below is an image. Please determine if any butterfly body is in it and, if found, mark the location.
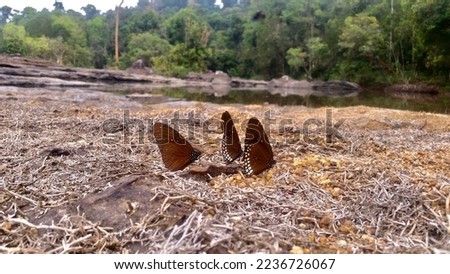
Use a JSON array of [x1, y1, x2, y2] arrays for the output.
[[153, 122, 201, 171], [221, 111, 243, 163], [243, 117, 276, 176]]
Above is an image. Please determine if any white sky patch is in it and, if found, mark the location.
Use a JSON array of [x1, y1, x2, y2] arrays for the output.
[[1, 1, 139, 13]]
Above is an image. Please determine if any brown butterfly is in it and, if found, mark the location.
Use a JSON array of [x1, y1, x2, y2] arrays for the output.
[[221, 111, 243, 163], [243, 117, 276, 176], [153, 122, 201, 171]]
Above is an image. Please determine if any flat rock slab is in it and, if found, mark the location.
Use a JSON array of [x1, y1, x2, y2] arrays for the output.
[[0, 55, 361, 96], [35, 175, 190, 231]]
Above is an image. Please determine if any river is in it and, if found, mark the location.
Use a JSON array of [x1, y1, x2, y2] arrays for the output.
[[117, 87, 450, 114]]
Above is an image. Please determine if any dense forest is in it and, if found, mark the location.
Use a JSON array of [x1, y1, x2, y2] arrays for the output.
[[1, 0, 449, 87]]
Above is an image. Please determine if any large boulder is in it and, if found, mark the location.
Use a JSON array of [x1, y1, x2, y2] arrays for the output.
[[268, 76, 360, 96], [125, 59, 153, 75], [268, 76, 313, 89], [312, 80, 360, 92], [230, 77, 267, 89], [385, 84, 439, 94], [186, 71, 231, 85]]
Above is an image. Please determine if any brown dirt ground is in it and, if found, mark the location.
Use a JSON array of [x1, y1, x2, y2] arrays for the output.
[[1, 87, 449, 254]]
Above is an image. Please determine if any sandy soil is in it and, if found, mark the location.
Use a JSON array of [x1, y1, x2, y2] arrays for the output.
[[1, 86, 449, 254]]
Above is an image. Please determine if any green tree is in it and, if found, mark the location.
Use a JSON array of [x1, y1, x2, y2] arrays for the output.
[[51, 15, 90, 66], [338, 14, 384, 58], [207, 11, 244, 74], [239, 0, 290, 79], [11, 7, 38, 25], [121, 8, 162, 40], [285, 38, 328, 79], [286, 47, 307, 76], [154, 0, 188, 12], [67, 10, 84, 18], [86, 16, 109, 68], [49, 36, 69, 64], [165, 8, 204, 44], [154, 13, 212, 77], [120, 32, 172, 69], [24, 10, 54, 38], [25, 36, 52, 59], [82, 4, 100, 20], [53, 2, 65, 12], [137, 0, 151, 9], [222, 0, 238, 9], [335, 13, 387, 84], [1, 23, 27, 54], [307, 37, 327, 75], [195, 0, 217, 9], [0, 0, 448, 86], [411, 0, 450, 75], [1, 6, 13, 24], [153, 43, 211, 77], [155, 8, 212, 76], [52, 15, 87, 46]]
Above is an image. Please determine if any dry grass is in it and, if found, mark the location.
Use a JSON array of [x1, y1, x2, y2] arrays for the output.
[[1, 88, 449, 254]]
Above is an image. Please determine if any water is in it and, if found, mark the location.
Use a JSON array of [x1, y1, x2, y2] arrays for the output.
[[120, 87, 450, 114]]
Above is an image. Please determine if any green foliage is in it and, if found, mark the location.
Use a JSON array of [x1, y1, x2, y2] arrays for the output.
[[120, 32, 172, 69], [48, 36, 69, 64], [152, 7, 212, 77], [24, 11, 54, 38], [138, 0, 152, 9], [286, 48, 307, 74], [153, 43, 211, 78], [1, 1, 449, 87], [195, 0, 217, 10], [338, 14, 384, 57], [1, 22, 53, 60], [165, 8, 205, 44], [1, 23, 27, 54], [68, 46, 91, 67], [334, 13, 388, 84], [208, 31, 238, 74], [286, 37, 328, 79], [411, 0, 450, 73], [331, 59, 391, 86], [81, 5, 100, 20], [50, 15, 90, 66], [122, 9, 162, 37], [118, 10, 164, 66], [154, 0, 188, 12], [239, 2, 290, 79], [207, 11, 244, 74], [52, 15, 87, 47], [307, 37, 327, 66], [86, 17, 109, 68], [1, 6, 13, 24], [25, 36, 52, 59], [53, 2, 65, 11], [222, 0, 238, 9], [12, 7, 38, 23]]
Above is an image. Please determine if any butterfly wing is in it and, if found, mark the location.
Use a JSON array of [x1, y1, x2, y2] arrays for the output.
[[221, 111, 243, 163], [243, 117, 276, 176], [153, 122, 201, 171]]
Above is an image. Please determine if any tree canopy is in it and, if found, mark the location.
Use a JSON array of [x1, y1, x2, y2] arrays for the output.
[[0, 0, 449, 86]]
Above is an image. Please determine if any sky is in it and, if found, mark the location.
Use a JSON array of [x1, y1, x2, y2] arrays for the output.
[[2, 1, 140, 13], [2, 0, 223, 13]]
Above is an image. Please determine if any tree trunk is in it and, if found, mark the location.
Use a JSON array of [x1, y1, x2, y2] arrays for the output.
[[389, 0, 394, 65], [308, 0, 314, 76], [115, 0, 125, 69]]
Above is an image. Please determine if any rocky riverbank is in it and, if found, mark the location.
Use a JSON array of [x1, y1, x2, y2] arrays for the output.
[[0, 55, 361, 96]]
